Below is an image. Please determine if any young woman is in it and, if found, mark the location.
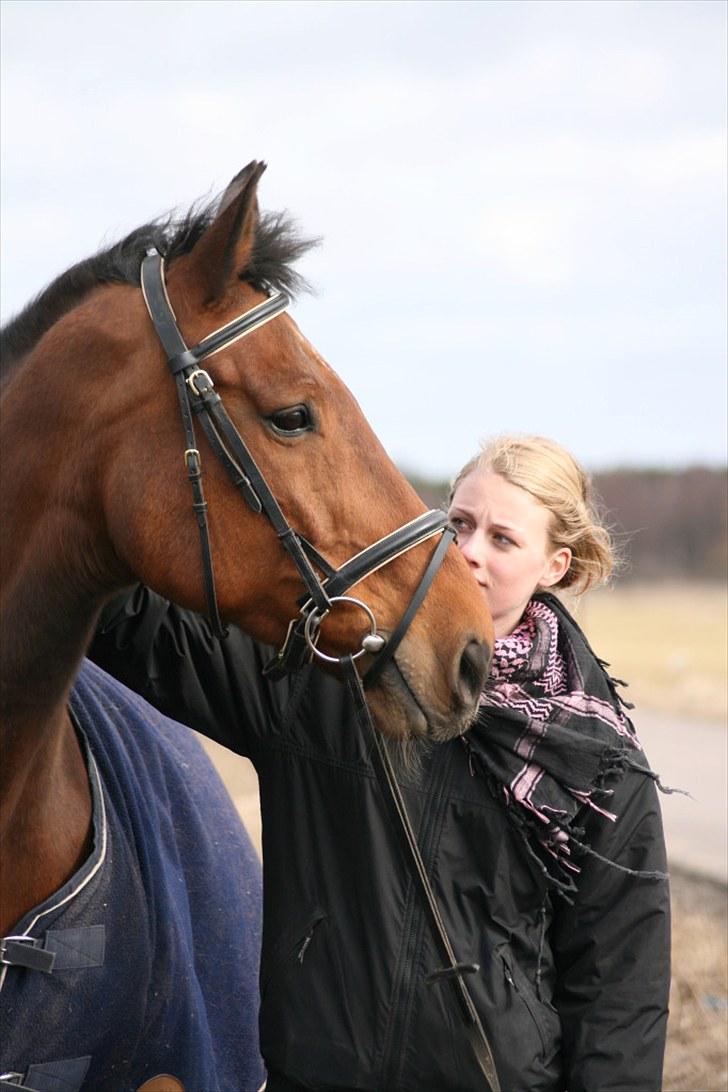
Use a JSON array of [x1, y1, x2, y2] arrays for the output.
[[89, 434, 670, 1092]]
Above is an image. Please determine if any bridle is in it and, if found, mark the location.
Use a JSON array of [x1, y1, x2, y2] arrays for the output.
[[139, 248, 500, 1092], [140, 248, 454, 683]]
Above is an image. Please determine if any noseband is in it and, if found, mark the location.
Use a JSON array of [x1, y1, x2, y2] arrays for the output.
[[139, 249, 499, 1091], [140, 248, 454, 684]]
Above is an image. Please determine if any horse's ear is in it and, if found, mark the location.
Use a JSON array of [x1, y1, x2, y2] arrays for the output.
[[188, 160, 267, 306]]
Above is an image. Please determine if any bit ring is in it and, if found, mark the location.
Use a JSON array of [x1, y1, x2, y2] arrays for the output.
[[303, 595, 382, 664]]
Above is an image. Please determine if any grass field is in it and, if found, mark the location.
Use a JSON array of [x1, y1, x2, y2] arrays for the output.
[[575, 581, 727, 723]]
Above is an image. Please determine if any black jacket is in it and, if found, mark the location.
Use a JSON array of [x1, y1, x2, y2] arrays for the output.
[[89, 588, 670, 1092]]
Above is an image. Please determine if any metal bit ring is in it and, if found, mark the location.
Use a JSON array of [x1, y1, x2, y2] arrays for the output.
[[303, 595, 384, 664]]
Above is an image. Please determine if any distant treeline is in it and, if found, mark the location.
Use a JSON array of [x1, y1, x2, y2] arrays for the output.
[[407, 467, 727, 583]]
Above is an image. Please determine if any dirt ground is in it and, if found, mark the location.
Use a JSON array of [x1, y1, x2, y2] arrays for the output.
[[666, 871, 728, 1092]]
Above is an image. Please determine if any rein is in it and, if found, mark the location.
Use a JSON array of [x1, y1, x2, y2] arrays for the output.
[[139, 249, 500, 1091]]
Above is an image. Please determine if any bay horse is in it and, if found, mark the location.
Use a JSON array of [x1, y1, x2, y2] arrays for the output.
[[0, 162, 492, 1090]]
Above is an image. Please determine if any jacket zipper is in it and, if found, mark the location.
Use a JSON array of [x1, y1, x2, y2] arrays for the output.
[[502, 956, 547, 1055], [297, 927, 315, 964]]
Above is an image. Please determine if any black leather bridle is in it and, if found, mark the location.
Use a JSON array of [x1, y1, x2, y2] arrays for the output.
[[140, 248, 455, 682], [139, 248, 500, 1091]]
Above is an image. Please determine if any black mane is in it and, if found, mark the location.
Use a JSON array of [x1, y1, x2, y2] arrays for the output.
[[0, 197, 317, 375]]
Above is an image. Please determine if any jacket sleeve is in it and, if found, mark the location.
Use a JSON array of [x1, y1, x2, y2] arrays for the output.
[[550, 757, 671, 1092], [87, 584, 285, 757]]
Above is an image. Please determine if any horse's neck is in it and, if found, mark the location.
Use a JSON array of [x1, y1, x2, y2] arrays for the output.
[[0, 702, 94, 934], [0, 434, 107, 932], [0, 535, 101, 931], [1, 351, 120, 710], [1, 520, 102, 725]]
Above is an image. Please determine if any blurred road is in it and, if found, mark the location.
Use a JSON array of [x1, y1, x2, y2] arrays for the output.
[[200, 709, 728, 885], [635, 710, 727, 885]]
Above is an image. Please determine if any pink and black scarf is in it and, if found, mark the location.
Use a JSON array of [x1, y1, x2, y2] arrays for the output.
[[462, 593, 670, 897]]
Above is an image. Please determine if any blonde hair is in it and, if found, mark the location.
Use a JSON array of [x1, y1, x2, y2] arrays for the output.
[[449, 435, 615, 593]]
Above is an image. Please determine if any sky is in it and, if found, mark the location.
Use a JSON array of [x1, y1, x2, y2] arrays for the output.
[[1, 0, 726, 479]]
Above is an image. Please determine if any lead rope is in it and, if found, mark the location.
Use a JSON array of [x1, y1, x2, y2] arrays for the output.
[[342, 657, 501, 1092]]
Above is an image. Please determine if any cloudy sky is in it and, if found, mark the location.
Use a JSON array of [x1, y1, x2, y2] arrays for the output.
[[2, 0, 725, 478]]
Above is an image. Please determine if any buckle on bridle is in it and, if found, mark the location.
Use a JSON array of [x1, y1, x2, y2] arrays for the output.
[[186, 368, 214, 396]]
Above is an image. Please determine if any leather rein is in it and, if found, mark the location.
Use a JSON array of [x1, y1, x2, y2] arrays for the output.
[[139, 249, 500, 1091]]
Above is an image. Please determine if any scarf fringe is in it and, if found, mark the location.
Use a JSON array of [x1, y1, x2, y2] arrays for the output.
[[597, 658, 636, 712], [462, 735, 670, 899], [625, 758, 693, 799], [566, 831, 668, 882], [461, 738, 579, 900]]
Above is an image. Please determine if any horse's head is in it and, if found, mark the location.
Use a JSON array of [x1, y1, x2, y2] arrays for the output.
[[11, 164, 493, 741]]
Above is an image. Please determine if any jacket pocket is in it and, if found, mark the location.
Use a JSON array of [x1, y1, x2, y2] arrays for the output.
[[498, 946, 553, 1058], [260, 908, 362, 1085], [260, 909, 326, 1002]]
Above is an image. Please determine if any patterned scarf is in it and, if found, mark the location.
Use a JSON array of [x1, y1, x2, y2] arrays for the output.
[[462, 593, 667, 897]]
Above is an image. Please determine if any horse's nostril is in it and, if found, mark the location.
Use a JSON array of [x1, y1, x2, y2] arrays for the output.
[[458, 640, 490, 707]]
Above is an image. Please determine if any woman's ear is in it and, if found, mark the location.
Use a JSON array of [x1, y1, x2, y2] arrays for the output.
[[538, 546, 572, 589]]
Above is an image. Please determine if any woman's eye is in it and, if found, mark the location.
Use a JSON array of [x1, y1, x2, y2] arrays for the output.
[[493, 533, 514, 547], [269, 405, 312, 435]]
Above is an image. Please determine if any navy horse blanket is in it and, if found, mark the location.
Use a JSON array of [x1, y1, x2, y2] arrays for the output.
[[0, 660, 265, 1092]]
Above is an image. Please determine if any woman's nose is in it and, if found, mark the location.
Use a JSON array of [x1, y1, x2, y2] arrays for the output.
[[459, 531, 485, 569]]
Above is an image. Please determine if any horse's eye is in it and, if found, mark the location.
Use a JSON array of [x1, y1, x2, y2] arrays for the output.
[[269, 405, 312, 435]]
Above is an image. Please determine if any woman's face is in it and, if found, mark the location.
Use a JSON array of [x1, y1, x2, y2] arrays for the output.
[[448, 470, 572, 638]]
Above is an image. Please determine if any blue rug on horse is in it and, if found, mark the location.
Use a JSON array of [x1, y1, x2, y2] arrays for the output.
[[0, 659, 265, 1092]]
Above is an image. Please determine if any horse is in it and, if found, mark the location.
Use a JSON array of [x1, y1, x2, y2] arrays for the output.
[[0, 162, 493, 1090]]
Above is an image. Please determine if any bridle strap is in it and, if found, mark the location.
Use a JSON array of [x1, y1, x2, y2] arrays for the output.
[[364, 525, 455, 687], [265, 512, 450, 680], [140, 248, 290, 365], [191, 293, 293, 362], [140, 250, 228, 638], [178, 389, 227, 640], [141, 249, 331, 622], [342, 656, 500, 1091], [322, 510, 448, 600], [188, 372, 332, 614]]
